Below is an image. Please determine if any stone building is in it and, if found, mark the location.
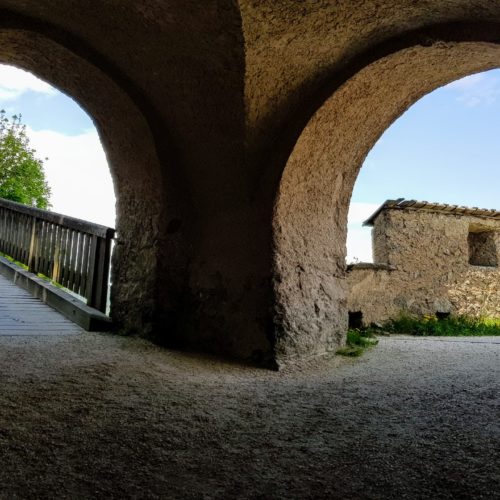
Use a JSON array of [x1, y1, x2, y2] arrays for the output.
[[347, 199, 500, 326]]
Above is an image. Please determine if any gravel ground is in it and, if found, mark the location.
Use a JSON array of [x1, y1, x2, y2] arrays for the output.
[[0, 333, 498, 499]]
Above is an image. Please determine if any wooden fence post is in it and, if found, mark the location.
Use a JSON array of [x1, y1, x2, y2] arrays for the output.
[[27, 217, 38, 273], [86, 232, 112, 313]]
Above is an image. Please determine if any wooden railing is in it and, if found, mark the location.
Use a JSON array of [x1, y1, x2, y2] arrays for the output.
[[0, 197, 115, 313]]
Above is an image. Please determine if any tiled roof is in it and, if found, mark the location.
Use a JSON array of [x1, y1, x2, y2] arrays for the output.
[[363, 198, 500, 226]]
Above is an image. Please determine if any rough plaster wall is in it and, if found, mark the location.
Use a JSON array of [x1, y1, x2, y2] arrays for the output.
[[241, 0, 500, 178], [377, 210, 499, 270], [348, 210, 500, 323], [5, 1, 500, 363], [0, 1, 246, 211], [372, 215, 391, 264], [347, 268, 398, 325], [272, 42, 500, 363], [0, 1, 264, 359]]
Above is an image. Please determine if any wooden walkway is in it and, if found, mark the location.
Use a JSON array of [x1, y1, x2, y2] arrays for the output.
[[0, 274, 82, 335]]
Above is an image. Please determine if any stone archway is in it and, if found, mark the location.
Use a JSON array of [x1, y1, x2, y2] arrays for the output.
[[3, 2, 500, 366], [271, 38, 500, 363], [0, 27, 190, 339]]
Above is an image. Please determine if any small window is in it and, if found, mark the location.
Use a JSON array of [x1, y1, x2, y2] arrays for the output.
[[468, 229, 498, 267], [436, 311, 450, 321], [348, 311, 363, 329]]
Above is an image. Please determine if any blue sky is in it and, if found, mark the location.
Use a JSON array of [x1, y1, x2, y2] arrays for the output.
[[348, 69, 500, 262], [2, 87, 93, 135], [0, 65, 93, 134], [0, 64, 498, 259]]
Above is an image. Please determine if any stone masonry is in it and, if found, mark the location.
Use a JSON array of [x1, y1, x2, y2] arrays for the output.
[[7, 1, 500, 364], [347, 199, 500, 326]]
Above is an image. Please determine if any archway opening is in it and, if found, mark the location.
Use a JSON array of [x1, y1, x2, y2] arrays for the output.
[[0, 62, 116, 313], [272, 40, 500, 362], [346, 69, 500, 327], [0, 28, 182, 339]]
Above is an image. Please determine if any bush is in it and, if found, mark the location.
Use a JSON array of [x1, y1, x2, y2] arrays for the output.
[[386, 313, 500, 336]]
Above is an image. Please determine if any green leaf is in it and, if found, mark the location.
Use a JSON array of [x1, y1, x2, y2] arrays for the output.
[[0, 111, 51, 209]]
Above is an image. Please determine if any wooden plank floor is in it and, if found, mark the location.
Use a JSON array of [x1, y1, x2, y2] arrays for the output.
[[0, 274, 82, 335]]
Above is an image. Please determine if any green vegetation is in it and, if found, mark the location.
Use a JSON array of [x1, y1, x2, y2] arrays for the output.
[[0, 251, 28, 270], [336, 312, 500, 358], [0, 110, 51, 209], [0, 251, 65, 290], [386, 314, 500, 336], [337, 329, 379, 357]]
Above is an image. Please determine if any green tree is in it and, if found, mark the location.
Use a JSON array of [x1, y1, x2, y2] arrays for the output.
[[0, 110, 51, 209]]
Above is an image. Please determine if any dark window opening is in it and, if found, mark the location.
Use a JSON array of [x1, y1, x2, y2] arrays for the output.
[[436, 311, 450, 321], [468, 229, 498, 267], [348, 311, 364, 329]]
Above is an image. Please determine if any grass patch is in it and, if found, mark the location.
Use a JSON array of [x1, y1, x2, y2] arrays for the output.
[[337, 329, 379, 357], [0, 251, 64, 288], [386, 314, 500, 336], [0, 251, 28, 270], [37, 272, 65, 289], [0, 251, 83, 300]]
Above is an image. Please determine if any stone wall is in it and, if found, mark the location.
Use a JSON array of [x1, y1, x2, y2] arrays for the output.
[[468, 231, 499, 267], [347, 208, 500, 325], [448, 267, 500, 318], [7, 1, 500, 365], [347, 264, 398, 325]]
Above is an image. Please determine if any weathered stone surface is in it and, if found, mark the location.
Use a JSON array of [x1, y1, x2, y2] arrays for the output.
[[271, 41, 500, 363], [2, 1, 500, 363], [348, 205, 500, 324]]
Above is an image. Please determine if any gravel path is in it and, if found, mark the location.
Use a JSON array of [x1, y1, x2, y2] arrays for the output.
[[0, 333, 498, 499]]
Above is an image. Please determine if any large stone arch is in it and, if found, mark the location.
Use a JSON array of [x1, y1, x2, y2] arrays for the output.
[[0, 26, 190, 339], [271, 35, 500, 363], [0, 1, 250, 358], [3, 2, 500, 366]]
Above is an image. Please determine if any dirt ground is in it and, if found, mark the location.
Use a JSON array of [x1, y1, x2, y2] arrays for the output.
[[0, 333, 498, 499]]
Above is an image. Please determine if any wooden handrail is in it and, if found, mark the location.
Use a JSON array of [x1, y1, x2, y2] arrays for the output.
[[0, 197, 114, 239], [0, 197, 115, 313]]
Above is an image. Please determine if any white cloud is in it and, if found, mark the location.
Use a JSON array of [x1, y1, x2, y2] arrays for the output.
[[346, 203, 378, 263], [26, 127, 116, 228], [346, 227, 373, 263], [445, 71, 500, 107], [347, 202, 379, 225], [0, 64, 56, 101]]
